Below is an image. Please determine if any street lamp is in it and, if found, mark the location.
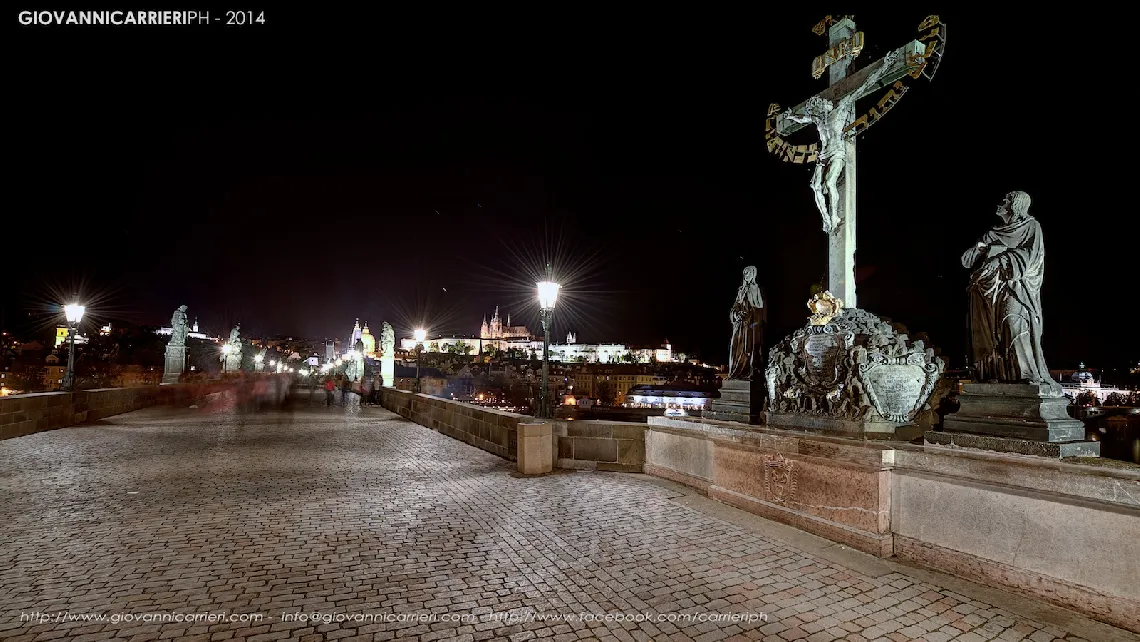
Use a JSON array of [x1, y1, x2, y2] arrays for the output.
[[221, 343, 232, 373], [60, 303, 85, 391], [536, 263, 561, 418], [414, 328, 427, 393], [254, 354, 264, 371]]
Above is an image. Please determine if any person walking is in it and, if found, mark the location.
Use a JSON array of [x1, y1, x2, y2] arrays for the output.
[[340, 374, 351, 405], [323, 376, 336, 406]]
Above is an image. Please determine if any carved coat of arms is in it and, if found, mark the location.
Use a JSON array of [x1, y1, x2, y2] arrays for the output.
[[763, 453, 797, 505]]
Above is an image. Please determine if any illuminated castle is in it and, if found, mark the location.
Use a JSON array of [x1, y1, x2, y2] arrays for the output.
[[480, 306, 531, 340]]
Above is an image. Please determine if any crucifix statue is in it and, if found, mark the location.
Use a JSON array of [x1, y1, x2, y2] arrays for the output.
[[771, 16, 935, 309]]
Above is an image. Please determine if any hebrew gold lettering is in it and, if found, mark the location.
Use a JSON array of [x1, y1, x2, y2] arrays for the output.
[[812, 15, 834, 36], [918, 15, 940, 31], [768, 103, 782, 116]]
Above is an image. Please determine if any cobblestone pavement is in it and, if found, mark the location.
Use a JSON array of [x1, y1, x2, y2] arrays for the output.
[[0, 392, 1133, 642]]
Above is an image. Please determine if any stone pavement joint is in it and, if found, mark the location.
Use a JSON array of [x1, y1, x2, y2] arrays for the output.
[[0, 391, 1134, 642]]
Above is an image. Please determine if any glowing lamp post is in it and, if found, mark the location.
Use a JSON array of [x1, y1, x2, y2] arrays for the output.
[[221, 344, 232, 373], [536, 264, 561, 418], [413, 328, 427, 393], [254, 354, 264, 371], [60, 303, 85, 392]]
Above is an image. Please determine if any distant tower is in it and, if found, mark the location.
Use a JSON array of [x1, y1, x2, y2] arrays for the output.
[[490, 306, 502, 338], [567, 331, 576, 344], [192, 318, 199, 333], [348, 318, 362, 353], [480, 314, 490, 339]]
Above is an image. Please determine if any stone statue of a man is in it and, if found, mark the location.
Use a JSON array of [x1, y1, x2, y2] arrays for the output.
[[170, 305, 189, 346], [380, 322, 395, 357], [727, 266, 765, 380], [229, 325, 241, 344], [960, 191, 1056, 389], [783, 50, 898, 234]]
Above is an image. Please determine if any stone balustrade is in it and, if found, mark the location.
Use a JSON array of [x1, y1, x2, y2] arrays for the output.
[[0, 382, 233, 440], [644, 416, 1140, 633], [375, 389, 647, 472]]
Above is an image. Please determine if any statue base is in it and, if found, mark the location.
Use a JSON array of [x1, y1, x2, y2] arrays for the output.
[[703, 379, 759, 425], [943, 383, 1089, 443], [163, 344, 186, 385], [924, 430, 1100, 459], [766, 411, 924, 441]]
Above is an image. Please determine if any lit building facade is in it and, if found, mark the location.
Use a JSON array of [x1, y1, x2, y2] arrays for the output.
[[396, 307, 678, 364], [155, 318, 212, 341], [1053, 362, 1133, 403]]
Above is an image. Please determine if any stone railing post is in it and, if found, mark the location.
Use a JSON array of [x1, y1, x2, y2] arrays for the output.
[[517, 422, 552, 475]]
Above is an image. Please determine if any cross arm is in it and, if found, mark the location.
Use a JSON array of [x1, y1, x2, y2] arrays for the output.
[[776, 40, 926, 136]]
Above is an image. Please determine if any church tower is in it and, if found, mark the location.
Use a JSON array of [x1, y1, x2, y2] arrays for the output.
[[480, 315, 490, 339], [490, 306, 502, 338]]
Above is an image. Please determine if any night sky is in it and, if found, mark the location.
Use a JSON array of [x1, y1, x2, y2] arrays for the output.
[[8, 9, 1134, 369]]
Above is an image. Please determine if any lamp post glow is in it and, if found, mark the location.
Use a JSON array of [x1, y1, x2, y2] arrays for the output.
[[254, 354, 264, 371], [414, 328, 427, 393], [536, 264, 560, 418], [60, 303, 86, 391]]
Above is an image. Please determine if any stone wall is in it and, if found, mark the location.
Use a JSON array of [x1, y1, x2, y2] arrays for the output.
[[0, 382, 232, 440], [551, 420, 646, 472], [644, 416, 1140, 633], [377, 388, 521, 460], [376, 389, 647, 471]]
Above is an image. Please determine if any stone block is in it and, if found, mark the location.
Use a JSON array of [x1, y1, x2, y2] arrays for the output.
[[573, 437, 617, 462], [597, 462, 642, 473], [617, 439, 645, 466], [557, 438, 573, 460], [892, 469, 1140, 607], [925, 431, 1101, 458], [646, 428, 714, 483], [610, 424, 647, 440], [945, 383, 1086, 443], [566, 422, 612, 439], [714, 443, 889, 534]]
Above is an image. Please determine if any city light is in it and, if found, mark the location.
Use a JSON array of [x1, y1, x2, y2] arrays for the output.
[[537, 280, 561, 311], [64, 303, 86, 324], [536, 264, 560, 418], [414, 328, 427, 343]]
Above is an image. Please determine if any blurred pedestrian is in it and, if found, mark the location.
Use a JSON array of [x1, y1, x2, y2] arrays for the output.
[[323, 376, 336, 406]]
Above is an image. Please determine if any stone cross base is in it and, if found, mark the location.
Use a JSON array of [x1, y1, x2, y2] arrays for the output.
[[703, 380, 758, 425], [924, 431, 1100, 459], [766, 411, 924, 441], [943, 383, 1088, 442]]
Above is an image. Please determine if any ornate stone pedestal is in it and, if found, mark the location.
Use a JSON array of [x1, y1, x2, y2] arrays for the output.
[[765, 305, 945, 441], [163, 344, 186, 384], [224, 353, 242, 373], [703, 380, 758, 424], [938, 383, 1099, 458], [380, 356, 394, 388]]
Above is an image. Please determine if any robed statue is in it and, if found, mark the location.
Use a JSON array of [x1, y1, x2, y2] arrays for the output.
[[960, 191, 1055, 388], [170, 305, 189, 346], [380, 322, 395, 357], [727, 266, 766, 380]]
